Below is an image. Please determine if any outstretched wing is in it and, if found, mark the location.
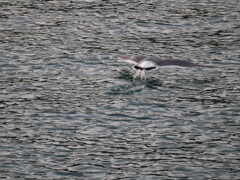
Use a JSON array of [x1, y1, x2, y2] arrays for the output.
[[119, 55, 146, 65], [147, 56, 200, 67]]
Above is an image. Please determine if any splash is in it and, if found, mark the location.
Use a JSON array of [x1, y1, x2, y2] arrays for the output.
[[133, 70, 146, 80]]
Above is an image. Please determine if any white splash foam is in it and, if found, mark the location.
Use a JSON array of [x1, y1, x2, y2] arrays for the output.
[[133, 70, 146, 80]]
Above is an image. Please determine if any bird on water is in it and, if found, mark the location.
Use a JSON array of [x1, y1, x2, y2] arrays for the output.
[[119, 55, 201, 79]]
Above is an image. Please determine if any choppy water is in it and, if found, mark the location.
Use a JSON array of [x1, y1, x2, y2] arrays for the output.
[[0, 0, 239, 179]]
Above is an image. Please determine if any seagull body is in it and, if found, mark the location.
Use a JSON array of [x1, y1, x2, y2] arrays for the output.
[[119, 55, 200, 79]]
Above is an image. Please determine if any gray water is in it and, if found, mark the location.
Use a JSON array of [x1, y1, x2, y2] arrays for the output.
[[0, 0, 240, 179]]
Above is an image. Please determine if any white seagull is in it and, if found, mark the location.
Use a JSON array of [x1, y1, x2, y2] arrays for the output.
[[119, 55, 201, 79]]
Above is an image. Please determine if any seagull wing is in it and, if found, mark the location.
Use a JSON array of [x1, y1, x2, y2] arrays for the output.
[[149, 56, 200, 67], [119, 55, 146, 65]]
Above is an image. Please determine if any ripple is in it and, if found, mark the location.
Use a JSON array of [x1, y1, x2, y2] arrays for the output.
[[0, 0, 240, 179]]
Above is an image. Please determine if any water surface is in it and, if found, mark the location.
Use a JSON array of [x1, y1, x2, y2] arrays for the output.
[[0, 0, 239, 179]]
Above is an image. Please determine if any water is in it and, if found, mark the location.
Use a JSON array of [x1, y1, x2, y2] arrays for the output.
[[0, 0, 239, 179]]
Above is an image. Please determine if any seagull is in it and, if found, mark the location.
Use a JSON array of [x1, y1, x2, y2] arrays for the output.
[[119, 55, 201, 79]]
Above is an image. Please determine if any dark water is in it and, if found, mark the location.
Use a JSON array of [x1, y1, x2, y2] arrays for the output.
[[0, 0, 239, 179]]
